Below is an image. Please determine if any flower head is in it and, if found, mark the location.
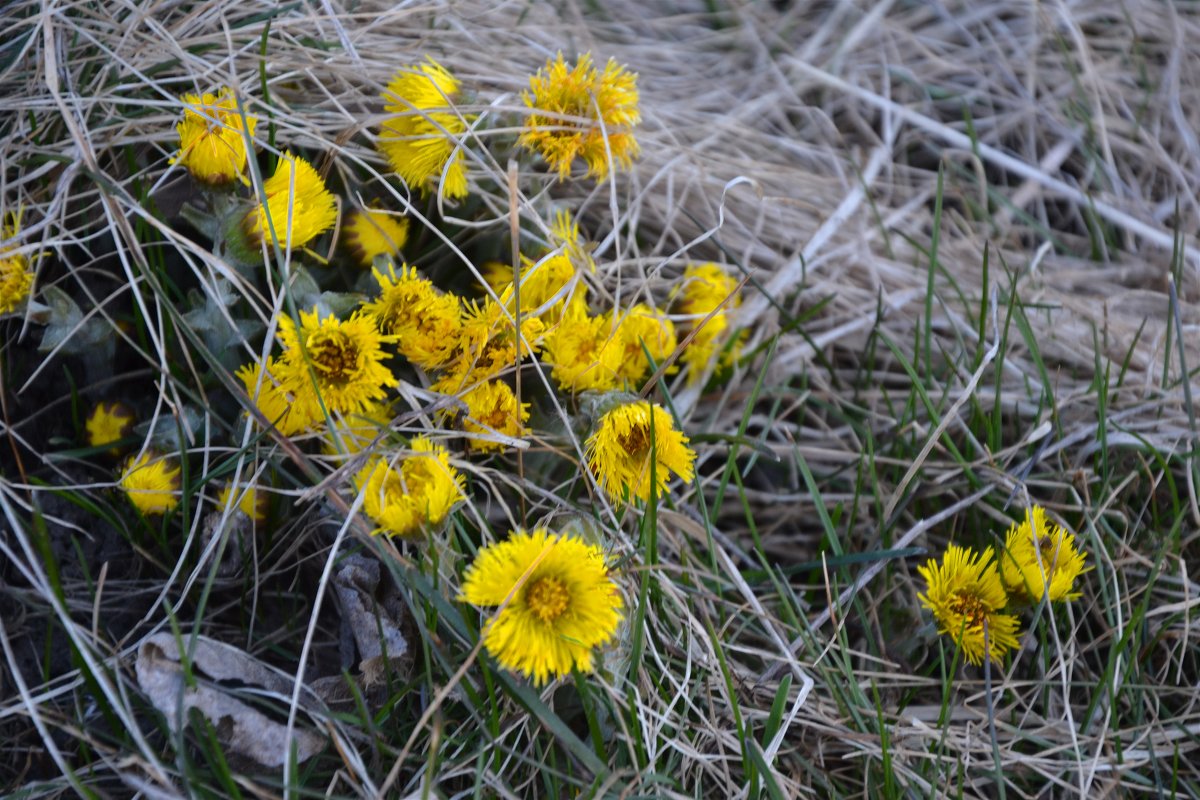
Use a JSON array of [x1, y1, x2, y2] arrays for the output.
[[354, 437, 464, 537], [609, 304, 677, 385], [243, 154, 337, 251], [519, 53, 640, 181], [119, 452, 182, 516], [217, 482, 269, 525], [364, 263, 462, 369], [458, 528, 623, 685], [1000, 506, 1089, 602], [435, 291, 544, 392], [542, 308, 624, 393], [342, 207, 409, 268], [85, 401, 135, 452], [172, 87, 257, 185], [586, 400, 695, 503], [236, 356, 312, 436], [458, 380, 530, 453], [378, 59, 470, 200], [676, 263, 742, 383], [276, 307, 396, 421], [918, 544, 1021, 666], [0, 212, 34, 315]]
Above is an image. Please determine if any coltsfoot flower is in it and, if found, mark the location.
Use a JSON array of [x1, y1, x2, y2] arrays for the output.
[[519, 52, 640, 181], [119, 452, 182, 516], [458, 528, 623, 685], [242, 154, 337, 252], [542, 308, 624, 393], [217, 482, 269, 525], [1000, 505, 1089, 602], [459, 380, 530, 453], [236, 356, 311, 436], [435, 291, 544, 392], [354, 437, 464, 537], [918, 544, 1021, 666], [364, 262, 462, 369], [676, 263, 742, 384], [172, 87, 257, 185], [342, 207, 409, 268], [0, 212, 34, 315], [609, 304, 677, 385], [276, 307, 396, 422], [85, 401, 135, 452], [586, 400, 695, 503], [378, 58, 470, 200]]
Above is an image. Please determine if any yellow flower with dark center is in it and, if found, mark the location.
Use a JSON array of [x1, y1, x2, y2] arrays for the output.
[[354, 437, 464, 537], [676, 263, 742, 383], [364, 263, 462, 369], [918, 544, 1021, 666], [436, 292, 544, 392], [85, 401, 135, 452], [276, 308, 396, 422], [119, 452, 182, 516], [244, 154, 337, 251], [172, 87, 257, 186], [608, 304, 677, 385], [542, 307, 624, 393], [459, 380, 530, 453], [458, 528, 623, 685], [378, 59, 470, 200], [217, 482, 269, 525], [586, 400, 695, 503], [520, 52, 640, 181], [236, 356, 314, 436], [342, 207, 409, 268], [0, 212, 34, 315], [999, 506, 1089, 602]]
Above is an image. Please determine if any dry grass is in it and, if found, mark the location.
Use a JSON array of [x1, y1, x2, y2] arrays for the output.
[[1, 0, 1198, 797]]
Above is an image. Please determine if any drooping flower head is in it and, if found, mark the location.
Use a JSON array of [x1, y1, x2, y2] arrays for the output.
[[85, 401, 135, 452], [172, 87, 257, 186], [676, 263, 742, 384], [542, 307, 624, 393], [586, 400, 695, 503], [0, 211, 34, 315], [458, 380, 530, 453], [378, 58, 470, 200], [458, 528, 623, 685], [217, 482, 269, 525], [918, 544, 1021, 666], [276, 307, 396, 422], [342, 207, 409, 268], [364, 262, 462, 369], [354, 437, 464, 537], [1000, 506, 1089, 602], [119, 451, 182, 516], [519, 52, 640, 181], [243, 154, 337, 251]]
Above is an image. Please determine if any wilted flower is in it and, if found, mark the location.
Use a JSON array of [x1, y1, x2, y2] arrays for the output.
[[459, 528, 623, 685], [172, 87, 257, 185], [586, 400, 695, 503], [918, 544, 1021, 666], [378, 58, 470, 200]]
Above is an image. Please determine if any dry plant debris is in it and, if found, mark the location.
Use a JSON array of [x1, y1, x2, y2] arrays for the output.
[[1, 1, 1199, 797]]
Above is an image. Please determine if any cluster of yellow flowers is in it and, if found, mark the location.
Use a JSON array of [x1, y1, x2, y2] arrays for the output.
[[918, 505, 1090, 666], [103, 51, 745, 687]]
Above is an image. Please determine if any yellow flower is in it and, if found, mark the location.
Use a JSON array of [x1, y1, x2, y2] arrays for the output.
[[676, 263, 742, 383], [276, 307, 396, 421], [999, 506, 1089, 602], [342, 207, 409, 267], [586, 400, 695, 503], [608, 304, 677, 385], [85, 401, 135, 452], [378, 58, 470, 200], [480, 260, 514, 292], [458, 528, 623, 685], [363, 262, 462, 369], [217, 482, 269, 525], [172, 87, 257, 186], [519, 52, 640, 181], [354, 437, 464, 537], [0, 212, 34, 315], [235, 356, 313, 436], [542, 308, 624, 393], [458, 380, 530, 453], [918, 544, 1022, 666], [320, 403, 393, 456], [436, 291, 544, 392], [119, 452, 182, 516], [244, 154, 337, 251]]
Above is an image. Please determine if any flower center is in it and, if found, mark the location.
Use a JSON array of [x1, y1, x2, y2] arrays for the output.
[[618, 426, 650, 459], [308, 331, 359, 382], [525, 576, 570, 623], [948, 592, 988, 629]]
